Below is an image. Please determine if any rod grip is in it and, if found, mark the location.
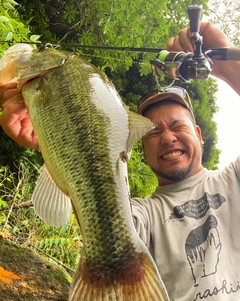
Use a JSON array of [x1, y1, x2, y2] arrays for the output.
[[226, 48, 240, 61]]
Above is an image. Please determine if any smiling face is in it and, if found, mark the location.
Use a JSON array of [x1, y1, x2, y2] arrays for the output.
[[142, 100, 204, 186]]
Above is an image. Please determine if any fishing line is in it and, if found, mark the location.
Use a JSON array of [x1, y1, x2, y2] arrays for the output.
[[0, 40, 159, 69], [79, 52, 150, 66], [0, 40, 163, 53]]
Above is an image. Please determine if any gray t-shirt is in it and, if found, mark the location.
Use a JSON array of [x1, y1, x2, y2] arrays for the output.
[[131, 156, 240, 301]]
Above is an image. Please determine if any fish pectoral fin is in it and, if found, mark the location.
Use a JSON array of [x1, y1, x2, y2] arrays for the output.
[[32, 165, 72, 227], [125, 110, 154, 159]]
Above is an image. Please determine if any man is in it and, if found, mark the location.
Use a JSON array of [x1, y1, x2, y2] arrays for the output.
[[131, 22, 240, 300], [1, 22, 240, 300], [132, 88, 235, 300]]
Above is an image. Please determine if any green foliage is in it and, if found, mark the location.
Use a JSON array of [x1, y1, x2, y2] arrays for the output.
[[105, 61, 158, 112], [35, 215, 82, 271], [15, 0, 209, 71], [0, 0, 224, 275], [0, 163, 82, 274], [0, 0, 40, 56], [0, 164, 36, 233], [0, 128, 43, 176], [128, 142, 158, 197], [185, 79, 220, 169], [206, 0, 240, 46]]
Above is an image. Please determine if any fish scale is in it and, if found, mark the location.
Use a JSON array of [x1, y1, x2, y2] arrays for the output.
[[0, 44, 170, 301]]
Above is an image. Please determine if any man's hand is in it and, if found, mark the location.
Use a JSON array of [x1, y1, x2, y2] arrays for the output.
[[167, 21, 240, 95], [0, 82, 39, 149], [166, 21, 230, 78], [167, 21, 229, 52]]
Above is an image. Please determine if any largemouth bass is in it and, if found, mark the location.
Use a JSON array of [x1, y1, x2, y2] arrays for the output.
[[0, 44, 170, 301]]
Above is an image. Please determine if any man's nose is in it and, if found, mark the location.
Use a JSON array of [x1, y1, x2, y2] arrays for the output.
[[160, 130, 177, 145]]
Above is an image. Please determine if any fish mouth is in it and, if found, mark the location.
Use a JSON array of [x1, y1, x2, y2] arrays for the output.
[[21, 75, 41, 89], [20, 66, 61, 89], [161, 150, 185, 159], [22, 77, 36, 87]]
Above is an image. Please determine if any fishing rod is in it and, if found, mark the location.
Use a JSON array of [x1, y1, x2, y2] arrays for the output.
[[1, 4, 240, 82], [150, 4, 240, 83]]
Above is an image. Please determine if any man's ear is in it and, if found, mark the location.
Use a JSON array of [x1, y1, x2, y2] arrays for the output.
[[195, 125, 204, 144]]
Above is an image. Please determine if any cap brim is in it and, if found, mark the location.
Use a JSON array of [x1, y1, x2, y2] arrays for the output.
[[137, 91, 190, 115]]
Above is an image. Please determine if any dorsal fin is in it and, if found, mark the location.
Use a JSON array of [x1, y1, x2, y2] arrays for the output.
[[124, 110, 154, 161]]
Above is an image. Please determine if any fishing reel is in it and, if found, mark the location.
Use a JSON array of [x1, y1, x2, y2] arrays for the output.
[[150, 4, 213, 82]]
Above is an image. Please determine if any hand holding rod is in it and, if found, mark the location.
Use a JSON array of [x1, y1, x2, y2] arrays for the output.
[[149, 3, 240, 83]]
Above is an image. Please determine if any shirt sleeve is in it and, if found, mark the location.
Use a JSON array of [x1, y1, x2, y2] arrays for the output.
[[235, 156, 240, 182], [131, 197, 150, 246]]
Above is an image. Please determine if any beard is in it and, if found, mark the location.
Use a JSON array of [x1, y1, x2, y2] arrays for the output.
[[151, 164, 194, 183]]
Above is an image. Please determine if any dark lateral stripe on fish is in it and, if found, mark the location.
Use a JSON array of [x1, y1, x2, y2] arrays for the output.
[[58, 61, 135, 257], [27, 57, 138, 259]]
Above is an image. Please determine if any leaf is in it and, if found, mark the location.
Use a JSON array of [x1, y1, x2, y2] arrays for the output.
[[5, 0, 19, 5], [0, 16, 10, 23], [0, 22, 7, 30], [3, 2, 15, 10], [5, 31, 13, 41], [30, 34, 41, 42], [0, 232, 12, 239], [0, 266, 21, 287], [0, 199, 8, 208]]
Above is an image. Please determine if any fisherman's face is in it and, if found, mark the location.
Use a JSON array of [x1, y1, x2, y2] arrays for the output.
[[142, 102, 203, 186]]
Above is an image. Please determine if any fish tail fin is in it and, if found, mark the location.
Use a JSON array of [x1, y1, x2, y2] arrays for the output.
[[69, 250, 169, 301]]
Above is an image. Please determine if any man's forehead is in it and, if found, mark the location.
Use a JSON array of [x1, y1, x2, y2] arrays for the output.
[[144, 100, 195, 125]]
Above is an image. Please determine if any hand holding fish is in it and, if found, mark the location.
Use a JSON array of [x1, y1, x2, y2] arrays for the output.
[[0, 81, 39, 149]]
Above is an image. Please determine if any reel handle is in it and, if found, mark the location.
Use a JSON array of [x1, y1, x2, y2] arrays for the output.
[[188, 4, 203, 42]]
